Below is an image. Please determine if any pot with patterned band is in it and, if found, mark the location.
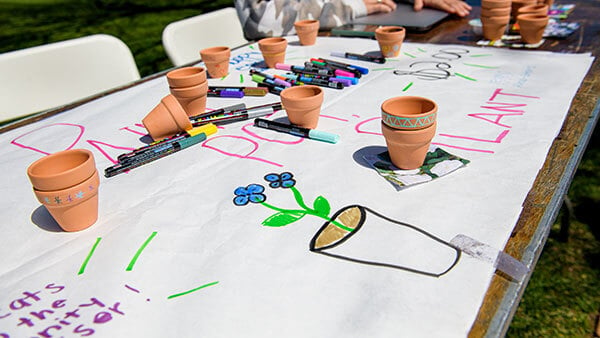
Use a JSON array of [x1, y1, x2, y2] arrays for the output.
[[27, 149, 100, 232], [258, 37, 288, 68], [380, 96, 438, 169]]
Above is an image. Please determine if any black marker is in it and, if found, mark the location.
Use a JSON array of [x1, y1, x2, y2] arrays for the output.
[[331, 51, 386, 64], [254, 118, 339, 144]]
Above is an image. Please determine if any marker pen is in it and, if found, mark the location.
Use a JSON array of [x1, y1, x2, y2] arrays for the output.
[[330, 51, 386, 64], [207, 89, 244, 98], [187, 103, 247, 122], [208, 86, 268, 96], [319, 57, 370, 75], [310, 60, 360, 78], [249, 69, 292, 87], [254, 118, 340, 144], [192, 102, 283, 127], [275, 63, 336, 77], [297, 76, 344, 89], [251, 75, 286, 95], [106, 124, 218, 177]]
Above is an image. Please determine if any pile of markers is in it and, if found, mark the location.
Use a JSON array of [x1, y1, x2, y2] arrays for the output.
[[105, 102, 283, 177], [250, 56, 373, 95]]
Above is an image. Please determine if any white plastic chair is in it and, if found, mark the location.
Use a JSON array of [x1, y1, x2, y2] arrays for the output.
[[0, 34, 141, 122], [162, 7, 248, 67]]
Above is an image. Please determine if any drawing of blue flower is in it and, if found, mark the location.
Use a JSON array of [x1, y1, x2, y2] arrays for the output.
[[264, 172, 296, 189], [233, 184, 266, 206]]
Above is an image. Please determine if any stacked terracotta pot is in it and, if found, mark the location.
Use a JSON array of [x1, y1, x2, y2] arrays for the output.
[[516, 4, 549, 44], [166, 66, 208, 117], [258, 37, 288, 68], [480, 0, 511, 41], [380, 96, 438, 170], [27, 149, 100, 232]]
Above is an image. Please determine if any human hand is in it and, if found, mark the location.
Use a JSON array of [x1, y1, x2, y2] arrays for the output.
[[413, 0, 472, 17], [363, 0, 397, 15]]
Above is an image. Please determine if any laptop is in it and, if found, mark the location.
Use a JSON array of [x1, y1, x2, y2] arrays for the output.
[[332, 3, 448, 36]]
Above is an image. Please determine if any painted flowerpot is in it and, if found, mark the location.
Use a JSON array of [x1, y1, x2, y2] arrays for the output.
[[480, 15, 510, 40], [169, 80, 209, 117], [27, 149, 100, 232], [480, 6, 511, 17], [27, 148, 96, 191], [258, 37, 288, 68], [309, 205, 461, 277], [517, 4, 548, 16], [142, 94, 193, 141], [294, 19, 320, 46], [280, 85, 324, 129], [382, 121, 437, 170], [200, 46, 231, 78], [481, 0, 511, 9], [517, 13, 549, 44], [381, 96, 437, 130], [166, 66, 207, 88], [511, 0, 537, 18], [375, 26, 405, 58]]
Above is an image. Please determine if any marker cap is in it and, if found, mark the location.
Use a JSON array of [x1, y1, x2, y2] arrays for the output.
[[308, 129, 340, 144], [187, 123, 218, 137]]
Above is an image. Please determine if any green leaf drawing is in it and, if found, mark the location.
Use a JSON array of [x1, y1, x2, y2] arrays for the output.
[[312, 196, 331, 218], [262, 212, 304, 227]]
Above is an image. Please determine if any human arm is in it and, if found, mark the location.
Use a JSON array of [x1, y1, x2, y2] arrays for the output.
[[412, 0, 471, 17]]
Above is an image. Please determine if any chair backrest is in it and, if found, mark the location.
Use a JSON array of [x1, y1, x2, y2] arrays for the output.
[[0, 34, 141, 122], [162, 7, 248, 67]]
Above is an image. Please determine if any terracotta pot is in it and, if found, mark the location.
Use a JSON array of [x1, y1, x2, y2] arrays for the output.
[[294, 19, 320, 46], [280, 85, 324, 129], [511, 0, 537, 18], [480, 15, 510, 40], [33, 170, 100, 232], [480, 6, 511, 17], [199, 46, 231, 78], [517, 4, 548, 16], [27, 149, 100, 232], [27, 149, 96, 191], [166, 66, 206, 88], [381, 121, 437, 170], [169, 81, 208, 117], [142, 94, 193, 141], [517, 13, 548, 44], [540, 0, 553, 8], [481, 0, 511, 9], [258, 37, 288, 68], [381, 96, 437, 130], [375, 26, 406, 58]]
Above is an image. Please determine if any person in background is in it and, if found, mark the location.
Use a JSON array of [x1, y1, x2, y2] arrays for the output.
[[234, 0, 472, 40]]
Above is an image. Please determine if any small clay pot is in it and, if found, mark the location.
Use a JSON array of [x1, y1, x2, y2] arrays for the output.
[[481, 0, 511, 9], [381, 121, 437, 170], [294, 19, 320, 46], [480, 6, 511, 17], [480, 15, 510, 40], [511, 0, 537, 18], [27, 149, 100, 232], [169, 81, 209, 117], [280, 85, 324, 129], [166, 67, 207, 88], [142, 94, 193, 141], [540, 0, 553, 8], [517, 13, 549, 44], [375, 26, 406, 58], [200, 46, 231, 78], [517, 4, 548, 16], [33, 170, 100, 232], [258, 37, 288, 68], [381, 96, 437, 130], [27, 149, 96, 191]]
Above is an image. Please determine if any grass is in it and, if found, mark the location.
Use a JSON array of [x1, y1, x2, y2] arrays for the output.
[[1, 1, 598, 336]]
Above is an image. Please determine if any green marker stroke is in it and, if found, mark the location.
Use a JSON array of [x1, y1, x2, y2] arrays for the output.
[[168, 281, 220, 299], [78, 237, 102, 275], [455, 72, 477, 81], [126, 231, 157, 271]]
